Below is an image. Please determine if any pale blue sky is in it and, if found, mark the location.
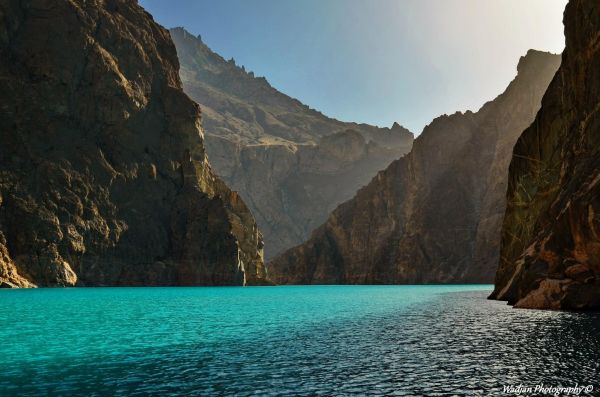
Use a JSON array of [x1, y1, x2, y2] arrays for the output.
[[140, 0, 567, 134]]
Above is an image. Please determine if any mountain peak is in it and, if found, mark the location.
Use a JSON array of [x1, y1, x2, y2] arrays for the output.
[[517, 49, 560, 75]]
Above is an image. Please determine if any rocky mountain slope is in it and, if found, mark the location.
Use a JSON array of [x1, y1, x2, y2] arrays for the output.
[[490, 0, 599, 309], [0, 0, 266, 287], [269, 50, 561, 284], [170, 28, 413, 259]]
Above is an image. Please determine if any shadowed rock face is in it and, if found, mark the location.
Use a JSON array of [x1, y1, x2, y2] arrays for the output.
[[0, 0, 266, 287], [169, 28, 414, 259], [490, 0, 600, 309], [268, 50, 561, 285]]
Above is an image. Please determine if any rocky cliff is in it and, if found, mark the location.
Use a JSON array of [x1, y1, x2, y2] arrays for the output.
[[490, 0, 599, 309], [0, 0, 266, 287], [269, 50, 561, 285], [170, 28, 414, 259]]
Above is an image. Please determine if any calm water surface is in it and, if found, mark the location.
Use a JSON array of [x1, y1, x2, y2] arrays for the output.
[[0, 285, 599, 396]]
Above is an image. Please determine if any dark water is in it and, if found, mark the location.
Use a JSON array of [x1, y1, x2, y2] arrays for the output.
[[0, 285, 598, 396]]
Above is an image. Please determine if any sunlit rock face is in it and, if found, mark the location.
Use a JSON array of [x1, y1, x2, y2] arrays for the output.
[[268, 50, 560, 285], [170, 28, 414, 260], [490, 0, 600, 310], [0, 0, 266, 287]]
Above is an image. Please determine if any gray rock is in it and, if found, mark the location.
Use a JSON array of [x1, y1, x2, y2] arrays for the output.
[[170, 27, 414, 259]]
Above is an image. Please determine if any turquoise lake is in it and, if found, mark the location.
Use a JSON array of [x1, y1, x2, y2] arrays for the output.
[[1, 285, 599, 396]]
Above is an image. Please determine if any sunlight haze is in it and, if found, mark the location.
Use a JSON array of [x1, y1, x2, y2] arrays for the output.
[[140, 0, 568, 134]]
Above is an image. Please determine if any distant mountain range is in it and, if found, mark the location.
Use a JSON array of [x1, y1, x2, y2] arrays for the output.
[[170, 27, 413, 259]]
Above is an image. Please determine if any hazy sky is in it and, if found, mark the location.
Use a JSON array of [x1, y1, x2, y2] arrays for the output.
[[140, 0, 567, 134]]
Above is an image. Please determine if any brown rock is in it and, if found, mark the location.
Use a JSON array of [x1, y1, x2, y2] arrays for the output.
[[513, 279, 566, 310], [0, 0, 266, 287], [268, 50, 560, 285], [0, 231, 36, 288], [564, 264, 594, 283], [490, 0, 600, 310]]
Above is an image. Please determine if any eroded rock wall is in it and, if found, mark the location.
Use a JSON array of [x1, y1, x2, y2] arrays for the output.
[[0, 0, 266, 287], [490, 0, 600, 309]]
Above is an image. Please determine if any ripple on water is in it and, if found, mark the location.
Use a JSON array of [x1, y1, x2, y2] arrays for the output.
[[0, 286, 598, 396]]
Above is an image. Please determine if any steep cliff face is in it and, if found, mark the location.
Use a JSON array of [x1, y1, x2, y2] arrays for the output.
[[269, 50, 561, 285], [490, 0, 600, 309], [170, 28, 413, 259], [0, 0, 266, 287]]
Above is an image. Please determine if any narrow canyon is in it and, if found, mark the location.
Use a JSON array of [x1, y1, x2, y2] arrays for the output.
[[268, 51, 561, 285]]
